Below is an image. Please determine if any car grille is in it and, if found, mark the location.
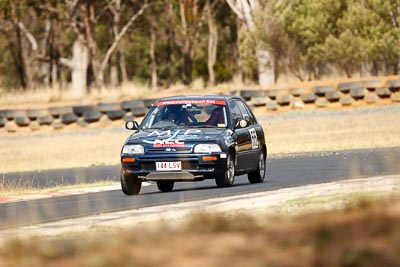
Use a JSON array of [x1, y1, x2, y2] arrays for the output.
[[140, 161, 199, 171], [146, 147, 192, 153]]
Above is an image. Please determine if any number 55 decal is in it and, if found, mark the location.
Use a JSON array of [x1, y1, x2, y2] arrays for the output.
[[248, 128, 258, 149]]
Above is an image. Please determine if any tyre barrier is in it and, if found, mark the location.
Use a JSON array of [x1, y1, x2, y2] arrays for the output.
[[2, 76, 400, 133]]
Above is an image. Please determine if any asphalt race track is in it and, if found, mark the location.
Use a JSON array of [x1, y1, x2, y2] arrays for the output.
[[1, 147, 399, 230]]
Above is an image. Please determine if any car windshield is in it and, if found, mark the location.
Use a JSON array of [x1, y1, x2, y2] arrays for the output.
[[140, 100, 228, 129]]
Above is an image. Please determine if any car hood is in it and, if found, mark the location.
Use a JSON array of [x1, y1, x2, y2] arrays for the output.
[[127, 127, 226, 146]]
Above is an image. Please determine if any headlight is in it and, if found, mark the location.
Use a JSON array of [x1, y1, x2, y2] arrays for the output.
[[122, 144, 144, 154], [194, 144, 222, 153]]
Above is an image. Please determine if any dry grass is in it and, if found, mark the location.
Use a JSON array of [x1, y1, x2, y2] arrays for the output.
[[0, 195, 399, 267], [261, 111, 400, 154], [0, 180, 116, 197]]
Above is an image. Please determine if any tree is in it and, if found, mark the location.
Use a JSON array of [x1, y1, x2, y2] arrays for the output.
[[226, 0, 275, 85], [59, 0, 147, 98], [206, 0, 218, 85]]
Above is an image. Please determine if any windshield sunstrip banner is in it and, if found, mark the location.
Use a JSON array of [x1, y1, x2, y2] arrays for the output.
[[154, 100, 226, 106]]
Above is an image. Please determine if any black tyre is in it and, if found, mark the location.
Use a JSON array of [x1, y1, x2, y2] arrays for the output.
[[27, 109, 47, 120], [49, 106, 73, 118], [97, 102, 120, 113], [325, 91, 342, 102], [337, 81, 362, 93], [72, 105, 98, 116], [131, 106, 148, 117], [120, 100, 145, 111], [107, 110, 126, 120], [37, 115, 53, 125], [156, 181, 174, 192], [301, 93, 317, 103], [6, 110, 26, 120], [289, 87, 305, 97], [240, 90, 266, 100], [83, 110, 102, 123], [350, 88, 366, 99], [0, 117, 6, 127], [248, 150, 266, 183], [276, 94, 292, 106], [121, 171, 142, 195], [143, 98, 158, 108], [15, 116, 30, 127], [215, 152, 235, 187], [312, 85, 335, 96], [61, 113, 78, 124], [266, 101, 278, 111], [265, 89, 284, 99]]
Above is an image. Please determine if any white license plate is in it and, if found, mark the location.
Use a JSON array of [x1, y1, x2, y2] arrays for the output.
[[156, 161, 182, 171]]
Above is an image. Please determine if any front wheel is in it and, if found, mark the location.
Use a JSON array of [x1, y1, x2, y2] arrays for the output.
[[156, 181, 174, 192], [121, 171, 142, 195], [215, 152, 235, 187], [248, 150, 266, 183]]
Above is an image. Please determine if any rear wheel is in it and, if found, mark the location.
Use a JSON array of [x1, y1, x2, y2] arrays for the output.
[[215, 152, 235, 187], [121, 171, 142, 195], [248, 150, 266, 183], [156, 181, 175, 192]]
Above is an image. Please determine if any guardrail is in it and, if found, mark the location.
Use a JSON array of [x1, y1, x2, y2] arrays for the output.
[[1, 77, 400, 133]]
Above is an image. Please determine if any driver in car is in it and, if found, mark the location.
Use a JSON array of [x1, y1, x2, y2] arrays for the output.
[[165, 106, 191, 126]]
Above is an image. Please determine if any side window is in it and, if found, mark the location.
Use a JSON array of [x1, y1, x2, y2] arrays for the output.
[[236, 101, 255, 126], [228, 100, 243, 122]]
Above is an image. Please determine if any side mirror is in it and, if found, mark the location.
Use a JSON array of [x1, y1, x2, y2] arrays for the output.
[[234, 119, 248, 129], [126, 121, 139, 130]]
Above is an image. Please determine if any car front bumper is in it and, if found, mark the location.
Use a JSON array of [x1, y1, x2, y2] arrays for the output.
[[121, 152, 227, 181]]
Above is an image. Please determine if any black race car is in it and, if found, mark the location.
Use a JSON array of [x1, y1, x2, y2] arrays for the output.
[[120, 95, 267, 195]]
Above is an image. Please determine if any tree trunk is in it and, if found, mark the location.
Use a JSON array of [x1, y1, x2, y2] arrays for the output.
[[179, 0, 193, 85], [150, 22, 158, 89], [10, 1, 33, 89], [165, 0, 174, 88], [71, 38, 89, 98], [206, 0, 218, 86]]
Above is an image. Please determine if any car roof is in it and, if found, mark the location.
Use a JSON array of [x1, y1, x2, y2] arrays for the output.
[[156, 95, 242, 102]]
